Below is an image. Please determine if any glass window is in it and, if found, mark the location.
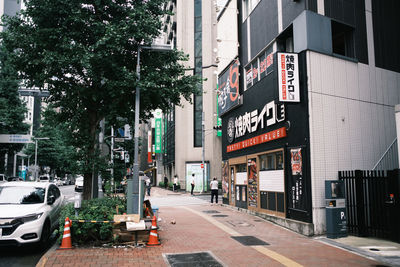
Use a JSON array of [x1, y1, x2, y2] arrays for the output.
[[259, 151, 284, 171], [195, 17, 202, 32], [194, 0, 201, 17], [236, 163, 247, 172], [0, 186, 45, 204]]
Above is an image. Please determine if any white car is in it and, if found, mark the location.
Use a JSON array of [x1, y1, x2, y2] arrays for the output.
[[39, 175, 50, 183], [0, 182, 64, 246], [75, 176, 84, 192], [54, 179, 63, 187]]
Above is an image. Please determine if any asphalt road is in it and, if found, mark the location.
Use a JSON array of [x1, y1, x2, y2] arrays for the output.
[[0, 185, 75, 267]]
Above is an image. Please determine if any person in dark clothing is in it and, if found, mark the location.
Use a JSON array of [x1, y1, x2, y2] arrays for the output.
[[210, 177, 219, 204], [190, 173, 195, 195], [164, 175, 168, 189]]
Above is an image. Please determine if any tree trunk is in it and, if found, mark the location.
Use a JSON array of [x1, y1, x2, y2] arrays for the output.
[[82, 110, 99, 200]]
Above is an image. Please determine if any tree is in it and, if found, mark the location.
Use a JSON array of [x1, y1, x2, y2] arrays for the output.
[[1, 0, 201, 199], [23, 105, 80, 177], [0, 45, 30, 173]]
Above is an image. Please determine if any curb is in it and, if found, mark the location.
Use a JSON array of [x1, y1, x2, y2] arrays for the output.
[[36, 242, 58, 267]]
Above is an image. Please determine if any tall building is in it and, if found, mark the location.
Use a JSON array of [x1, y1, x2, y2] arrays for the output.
[[218, 0, 400, 236], [155, 0, 222, 191]]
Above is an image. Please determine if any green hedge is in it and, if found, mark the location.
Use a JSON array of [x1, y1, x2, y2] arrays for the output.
[[58, 197, 126, 245]]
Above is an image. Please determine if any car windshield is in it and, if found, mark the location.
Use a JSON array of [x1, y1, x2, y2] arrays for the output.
[[39, 176, 49, 181], [0, 186, 45, 204]]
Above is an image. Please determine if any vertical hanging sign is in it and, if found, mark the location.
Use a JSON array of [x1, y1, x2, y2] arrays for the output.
[[154, 109, 162, 153], [277, 52, 300, 102]]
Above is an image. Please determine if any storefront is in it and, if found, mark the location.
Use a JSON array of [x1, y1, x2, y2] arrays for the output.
[[220, 52, 312, 224]]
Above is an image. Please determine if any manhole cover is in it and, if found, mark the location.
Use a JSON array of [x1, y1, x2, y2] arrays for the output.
[[165, 252, 223, 267], [212, 215, 228, 217], [202, 210, 220, 214], [231, 236, 269, 246], [226, 221, 254, 227]]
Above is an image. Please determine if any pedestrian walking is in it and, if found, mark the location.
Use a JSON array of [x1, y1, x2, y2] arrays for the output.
[[145, 178, 151, 196], [173, 175, 178, 192], [191, 173, 195, 195], [164, 175, 168, 189], [210, 177, 219, 204]]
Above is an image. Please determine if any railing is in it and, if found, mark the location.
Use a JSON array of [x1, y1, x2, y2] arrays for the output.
[[372, 138, 398, 171]]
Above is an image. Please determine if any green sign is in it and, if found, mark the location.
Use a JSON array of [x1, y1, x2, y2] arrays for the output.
[[155, 118, 162, 153]]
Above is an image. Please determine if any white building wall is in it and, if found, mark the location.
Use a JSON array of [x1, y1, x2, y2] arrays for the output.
[[307, 51, 400, 234], [174, 0, 221, 189], [217, 0, 238, 73]]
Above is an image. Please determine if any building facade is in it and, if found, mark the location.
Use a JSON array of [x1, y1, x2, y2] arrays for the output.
[[158, 0, 222, 191], [218, 0, 400, 235]]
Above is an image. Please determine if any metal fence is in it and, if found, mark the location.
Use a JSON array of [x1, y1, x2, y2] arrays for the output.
[[339, 169, 400, 242]]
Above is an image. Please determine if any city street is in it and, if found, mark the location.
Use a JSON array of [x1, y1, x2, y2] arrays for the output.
[[38, 187, 400, 267], [0, 184, 74, 267]]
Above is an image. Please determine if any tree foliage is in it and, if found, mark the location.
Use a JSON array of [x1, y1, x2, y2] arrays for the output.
[[0, 45, 30, 171], [1, 0, 201, 198], [23, 105, 80, 177]]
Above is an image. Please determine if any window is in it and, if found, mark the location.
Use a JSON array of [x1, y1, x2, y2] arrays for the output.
[[331, 21, 354, 58], [259, 151, 284, 171], [194, 0, 203, 147], [243, 0, 261, 20]]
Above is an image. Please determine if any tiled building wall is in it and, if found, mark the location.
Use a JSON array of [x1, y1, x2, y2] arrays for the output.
[[307, 51, 400, 234]]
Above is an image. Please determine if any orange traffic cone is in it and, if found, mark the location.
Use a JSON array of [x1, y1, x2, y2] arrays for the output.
[[146, 216, 160, 246], [59, 217, 73, 249]]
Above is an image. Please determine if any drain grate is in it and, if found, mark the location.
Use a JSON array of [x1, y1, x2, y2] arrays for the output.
[[212, 214, 228, 217], [202, 210, 220, 214], [165, 252, 223, 267], [231, 236, 269, 246]]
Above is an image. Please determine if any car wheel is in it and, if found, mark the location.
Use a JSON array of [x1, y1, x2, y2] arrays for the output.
[[39, 220, 51, 248]]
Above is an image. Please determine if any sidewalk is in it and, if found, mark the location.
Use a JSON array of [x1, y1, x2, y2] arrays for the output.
[[38, 187, 397, 267]]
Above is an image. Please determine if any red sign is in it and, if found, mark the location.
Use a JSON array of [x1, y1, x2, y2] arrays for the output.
[[227, 127, 287, 153], [201, 164, 204, 169]]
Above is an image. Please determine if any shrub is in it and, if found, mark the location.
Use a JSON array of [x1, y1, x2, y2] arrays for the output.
[[58, 196, 126, 246], [159, 181, 164, 187]]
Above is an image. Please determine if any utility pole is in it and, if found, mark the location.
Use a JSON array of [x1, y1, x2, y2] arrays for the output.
[[202, 112, 205, 192], [111, 127, 114, 193]]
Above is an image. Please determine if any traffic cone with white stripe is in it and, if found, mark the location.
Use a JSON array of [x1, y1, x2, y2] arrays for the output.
[[146, 215, 160, 246], [59, 217, 73, 249]]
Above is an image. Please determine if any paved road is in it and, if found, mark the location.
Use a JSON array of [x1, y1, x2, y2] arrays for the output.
[[0, 185, 75, 267], [0, 230, 57, 267]]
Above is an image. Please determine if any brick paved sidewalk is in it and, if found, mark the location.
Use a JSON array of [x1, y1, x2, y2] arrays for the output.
[[40, 201, 381, 267]]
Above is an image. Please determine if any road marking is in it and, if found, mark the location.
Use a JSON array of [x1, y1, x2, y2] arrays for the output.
[[182, 206, 303, 267], [252, 246, 303, 267]]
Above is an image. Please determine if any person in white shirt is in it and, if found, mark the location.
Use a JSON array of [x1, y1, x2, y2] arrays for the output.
[[210, 177, 219, 204], [190, 174, 195, 195]]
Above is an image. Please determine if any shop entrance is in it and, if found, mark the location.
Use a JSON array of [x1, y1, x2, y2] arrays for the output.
[[236, 185, 247, 209]]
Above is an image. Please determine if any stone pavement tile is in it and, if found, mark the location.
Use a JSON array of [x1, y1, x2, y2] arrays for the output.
[[43, 203, 383, 267]]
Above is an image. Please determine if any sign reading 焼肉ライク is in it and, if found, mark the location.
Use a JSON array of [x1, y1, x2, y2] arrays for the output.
[[277, 52, 300, 102]]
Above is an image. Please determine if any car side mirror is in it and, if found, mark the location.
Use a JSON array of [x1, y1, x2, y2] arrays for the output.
[[47, 195, 55, 205]]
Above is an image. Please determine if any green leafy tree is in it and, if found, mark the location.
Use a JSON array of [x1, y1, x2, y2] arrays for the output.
[[0, 45, 29, 173], [1, 0, 201, 199], [23, 106, 80, 177]]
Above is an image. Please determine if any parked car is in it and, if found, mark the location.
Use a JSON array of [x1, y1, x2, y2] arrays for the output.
[[0, 174, 6, 184], [75, 176, 84, 192], [7, 176, 24, 182], [0, 182, 64, 246], [39, 175, 50, 183]]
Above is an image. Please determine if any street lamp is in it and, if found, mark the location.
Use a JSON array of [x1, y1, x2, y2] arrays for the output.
[[127, 43, 172, 214], [33, 137, 49, 180]]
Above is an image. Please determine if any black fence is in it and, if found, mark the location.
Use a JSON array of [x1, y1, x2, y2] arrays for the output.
[[339, 169, 400, 242]]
